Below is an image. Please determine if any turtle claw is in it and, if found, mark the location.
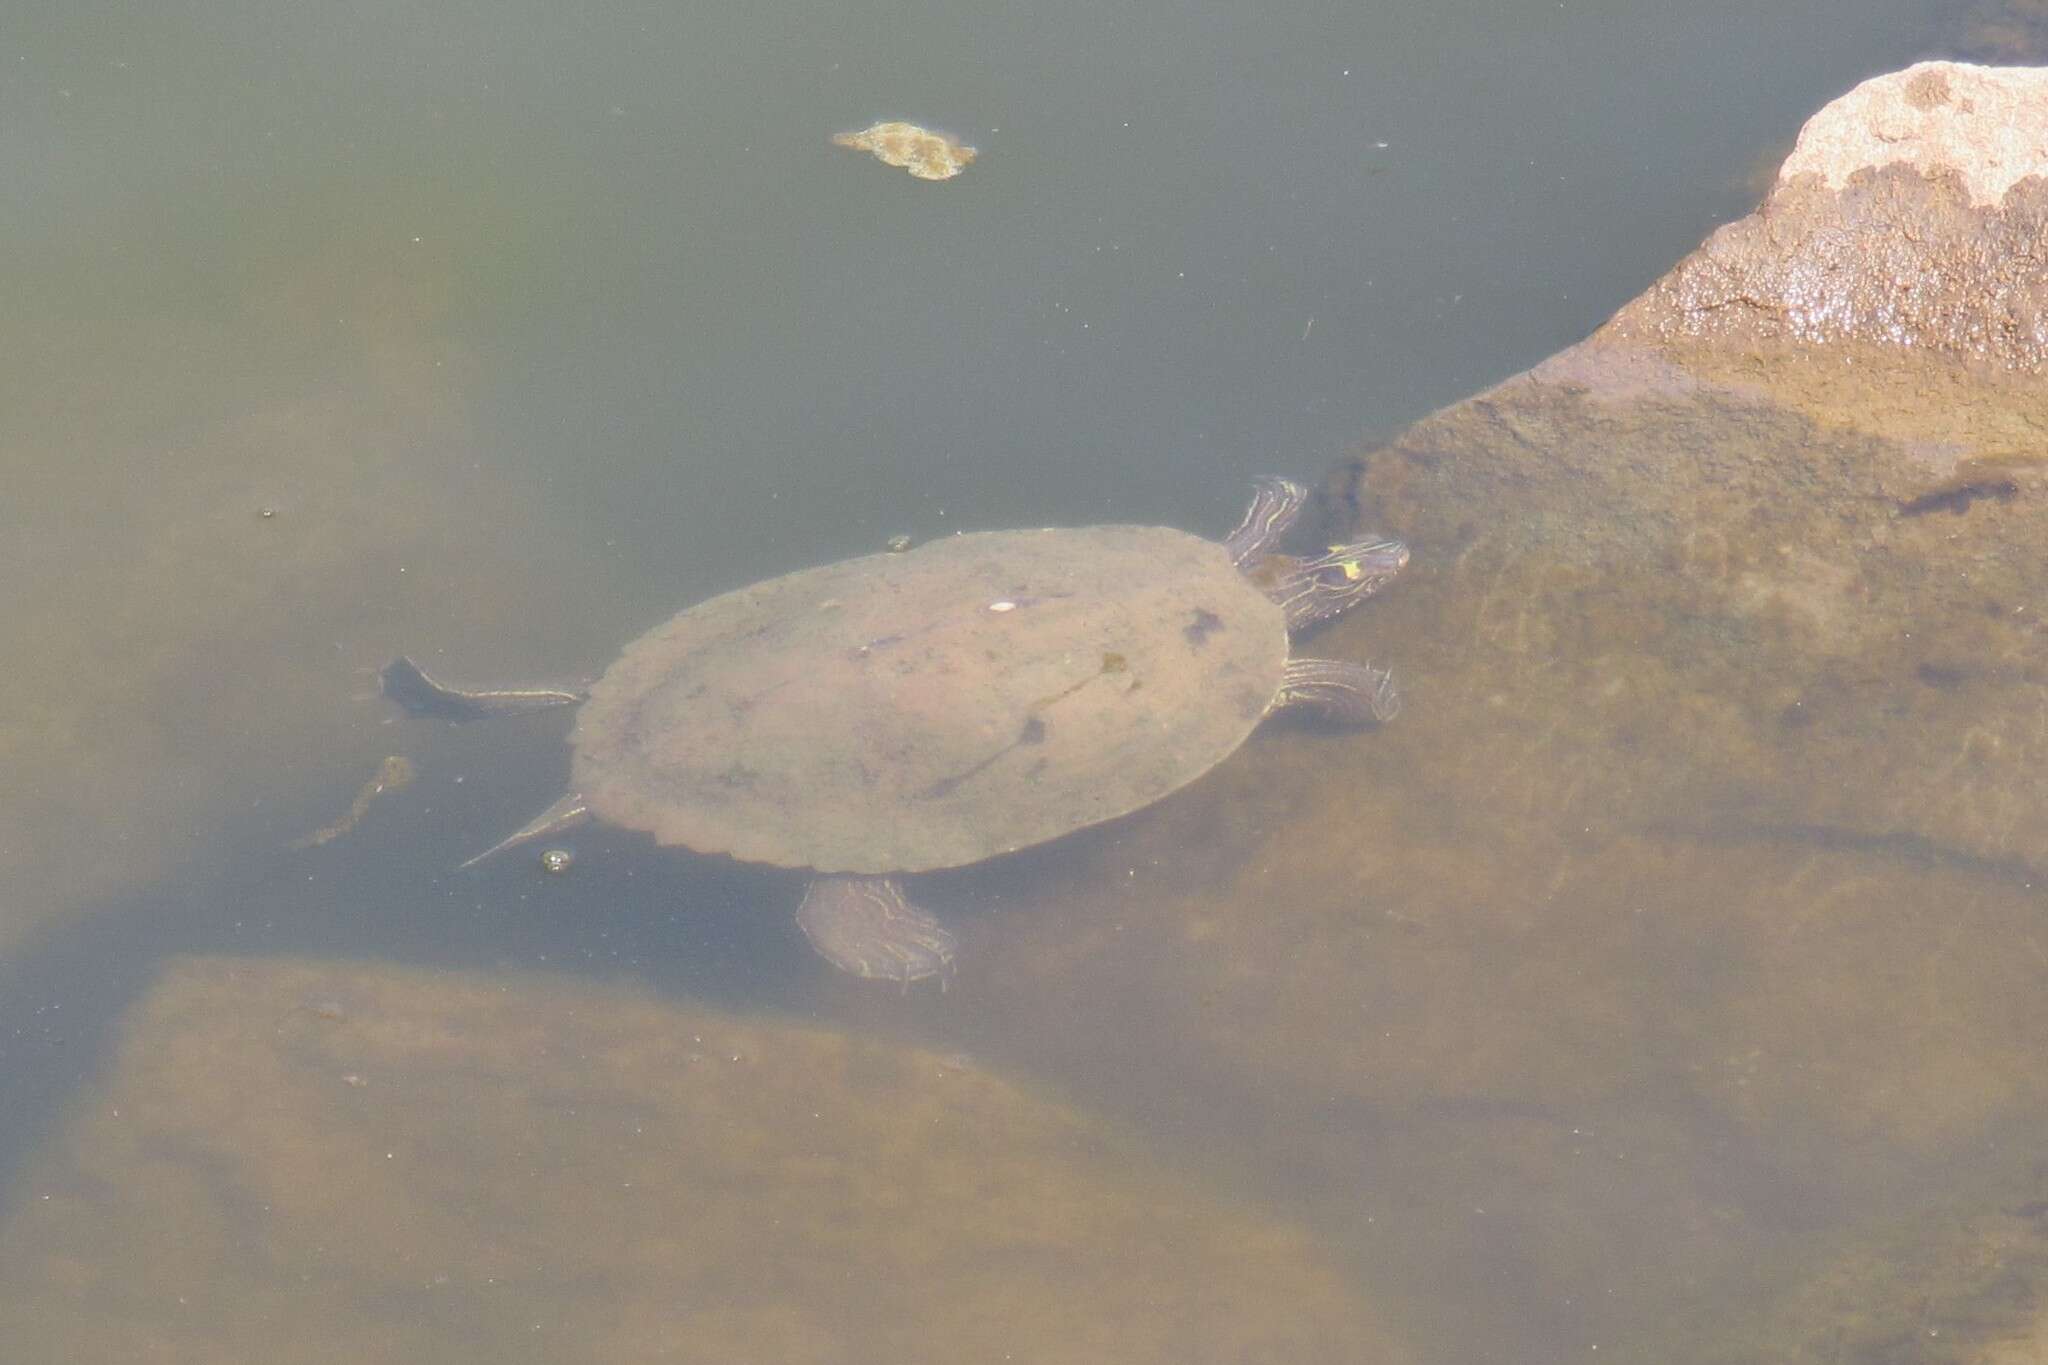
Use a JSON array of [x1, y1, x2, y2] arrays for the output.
[[458, 792, 591, 870], [796, 876, 958, 986]]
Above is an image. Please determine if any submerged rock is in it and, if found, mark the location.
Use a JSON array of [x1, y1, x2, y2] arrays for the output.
[[0, 956, 1409, 1363], [954, 60, 2048, 1363], [976, 55, 2048, 1160], [1699, 1186, 2048, 1364], [1307, 58, 2048, 1176], [1335, 58, 2048, 898], [0, 232, 586, 964]]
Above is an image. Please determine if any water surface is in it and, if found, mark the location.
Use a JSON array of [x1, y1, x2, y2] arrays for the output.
[[0, 1, 2017, 1361]]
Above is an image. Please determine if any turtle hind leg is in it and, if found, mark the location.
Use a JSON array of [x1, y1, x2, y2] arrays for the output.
[[458, 792, 591, 869], [1275, 657, 1399, 725], [797, 876, 958, 987], [381, 656, 585, 721]]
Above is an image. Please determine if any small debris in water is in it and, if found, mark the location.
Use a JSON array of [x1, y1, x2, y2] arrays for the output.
[[258, 506, 279, 519], [273, 997, 349, 1029], [886, 534, 914, 553], [832, 121, 977, 181], [539, 847, 575, 875], [988, 600, 1017, 613], [290, 756, 416, 849]]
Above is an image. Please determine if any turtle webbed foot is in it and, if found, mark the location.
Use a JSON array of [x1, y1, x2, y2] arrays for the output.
[[1275, 657, 1399, 725], [797, 876, 958, 987]]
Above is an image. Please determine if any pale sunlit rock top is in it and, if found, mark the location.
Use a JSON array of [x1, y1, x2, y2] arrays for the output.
[[1778, 61, 2048, 207]]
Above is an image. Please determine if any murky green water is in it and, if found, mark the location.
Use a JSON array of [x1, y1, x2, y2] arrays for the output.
[[1, 1, 2033, 1361]]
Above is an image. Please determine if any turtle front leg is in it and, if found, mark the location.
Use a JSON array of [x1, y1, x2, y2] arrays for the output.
[[1274, 657, 1399, 724], [1222, 477, 1310, 567], [797, 876, 958, 987], [382, 656, 585, 721]]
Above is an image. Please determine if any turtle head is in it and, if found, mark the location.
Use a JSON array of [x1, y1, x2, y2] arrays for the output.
[[1266, 536, 1408, 631]]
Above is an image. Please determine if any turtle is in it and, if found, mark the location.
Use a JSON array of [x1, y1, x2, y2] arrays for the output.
[[382, 477, 1407, 985]]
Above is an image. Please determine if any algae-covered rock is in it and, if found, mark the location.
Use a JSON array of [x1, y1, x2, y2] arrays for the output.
[[1302, 60, 2048, 1152], [1331, 60, 2048, 856], [980, 55, 2048, 1158], [0, 956, 1407, 1364], [943, 63, 2048, 1358], [1689, 1187, 2048, 1365]]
